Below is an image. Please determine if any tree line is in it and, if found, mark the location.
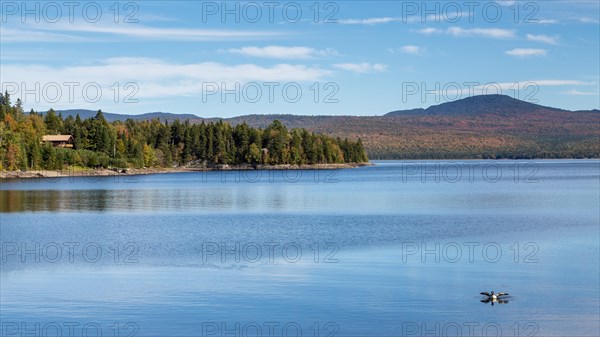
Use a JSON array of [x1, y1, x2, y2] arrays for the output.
[[0, 93, 368, 171]]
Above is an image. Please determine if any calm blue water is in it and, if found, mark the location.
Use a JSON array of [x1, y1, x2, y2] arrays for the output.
[[1, 160, 599, 337]]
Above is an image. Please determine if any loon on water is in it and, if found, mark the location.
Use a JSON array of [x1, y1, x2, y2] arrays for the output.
[[480, 291, 509, 305], [480, 291, 509, 299]]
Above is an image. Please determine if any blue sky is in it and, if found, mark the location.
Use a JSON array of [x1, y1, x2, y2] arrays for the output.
[[1, 0, 599, 117]]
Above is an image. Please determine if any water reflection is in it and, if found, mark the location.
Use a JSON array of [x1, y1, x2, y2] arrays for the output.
[[480, 298, 510, 305], [1, 184, 306, 213], [2, 161, 600, 215], [1, 189, 114, 212]]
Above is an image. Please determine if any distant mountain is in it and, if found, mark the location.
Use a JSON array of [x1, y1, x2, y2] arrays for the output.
[[48, 95, 599, 159], [385, 94, 566, 116], [53, 109, 200, 123]]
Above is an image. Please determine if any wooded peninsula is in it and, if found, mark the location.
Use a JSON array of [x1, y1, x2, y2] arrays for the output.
[[0, 93, 369, 172]]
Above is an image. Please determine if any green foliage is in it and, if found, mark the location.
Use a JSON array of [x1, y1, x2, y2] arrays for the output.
[[44, 109, 62, 134], [0, 97, 369, 171], [142, 144, 155, 167]]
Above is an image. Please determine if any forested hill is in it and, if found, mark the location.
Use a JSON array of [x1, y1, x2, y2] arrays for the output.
[[384, 94, 567, 116], [52, 95, 600, 160], [0, 94, 368, 171], [54, 109, 200, 123]]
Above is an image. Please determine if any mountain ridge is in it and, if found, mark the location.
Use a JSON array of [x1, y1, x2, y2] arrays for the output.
[[52, 109, 200, 122], [52, 95, 597, 121], [47, 95, 599, 159]]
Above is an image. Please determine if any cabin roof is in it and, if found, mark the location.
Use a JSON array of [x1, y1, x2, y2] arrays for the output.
[[42, 135, 73, 142]]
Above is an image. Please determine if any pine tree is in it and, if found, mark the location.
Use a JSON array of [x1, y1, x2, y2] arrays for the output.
[[44, 109, 62, 134]]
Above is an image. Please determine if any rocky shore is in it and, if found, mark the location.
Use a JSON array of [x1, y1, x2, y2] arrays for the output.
[[0, 163, 372, 179]]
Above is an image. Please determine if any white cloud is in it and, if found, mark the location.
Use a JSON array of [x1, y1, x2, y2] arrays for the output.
[[333, 63, 387, 73], [338, 11, 468, 25], [439, 80, 594, 98], [416, 27, 515, 39], [537, 19, 558, 24], [506, 48, 547, 57], [579, 17, 600, 24], [399, 45, 425, 55], [0, 58, 331, 107], [0, 27, 88, 43], [531, 80, 591, 86], [1, 23, 282, 42], [70, 24, 281, 40], [228, 46, 336, 59], [496, 0, 516, 6], [561, 89, 598, 96], [490, 80, 578, 90], [447, 27, 515, 39], [339, 17, 401, 25], [526, 34, 559, 45], [416, 27, 443, 35]]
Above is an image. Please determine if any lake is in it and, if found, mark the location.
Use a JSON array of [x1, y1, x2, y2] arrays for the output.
[[1, 160, 599, 337]]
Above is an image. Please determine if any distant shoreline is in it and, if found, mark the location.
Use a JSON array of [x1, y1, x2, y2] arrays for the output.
[[0, 163, 372, 180]]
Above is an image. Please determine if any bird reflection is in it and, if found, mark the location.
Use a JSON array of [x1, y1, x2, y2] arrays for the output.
[[480, 298, 509, 305]]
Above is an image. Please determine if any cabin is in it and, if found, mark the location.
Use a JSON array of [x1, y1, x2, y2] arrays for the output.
[[42, 135, 74, 148]]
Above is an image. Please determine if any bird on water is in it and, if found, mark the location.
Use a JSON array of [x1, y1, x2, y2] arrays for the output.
[[480, 291, 509, 305]]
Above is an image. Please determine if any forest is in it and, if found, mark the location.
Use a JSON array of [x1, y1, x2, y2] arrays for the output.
[[0, 93, 369, 171]]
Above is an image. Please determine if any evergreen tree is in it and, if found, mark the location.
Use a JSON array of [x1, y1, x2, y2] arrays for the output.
[[44, 109, 62, 134]]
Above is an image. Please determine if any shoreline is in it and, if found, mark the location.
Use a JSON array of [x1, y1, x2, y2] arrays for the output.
[[0, 163, 372, 180], [3, 158, 596, 180]]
